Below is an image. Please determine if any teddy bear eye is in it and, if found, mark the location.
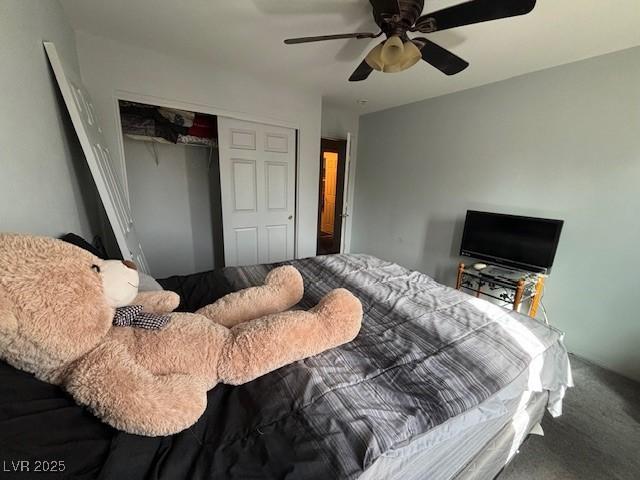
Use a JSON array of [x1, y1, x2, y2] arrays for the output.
[[91, 264, 101, 273]]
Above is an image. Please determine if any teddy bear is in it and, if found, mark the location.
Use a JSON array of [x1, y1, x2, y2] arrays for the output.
[[0, 234, 362, 436]]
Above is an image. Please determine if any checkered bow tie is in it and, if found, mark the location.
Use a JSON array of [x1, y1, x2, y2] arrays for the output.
[[113, 305, 170, 330]]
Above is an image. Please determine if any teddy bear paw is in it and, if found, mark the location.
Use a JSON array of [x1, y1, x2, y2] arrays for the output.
[[264, 265, 304, 305], [313, 288, 363, 341]]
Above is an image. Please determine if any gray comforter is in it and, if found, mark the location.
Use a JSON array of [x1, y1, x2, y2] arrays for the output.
[[219, 254, 570, 478]]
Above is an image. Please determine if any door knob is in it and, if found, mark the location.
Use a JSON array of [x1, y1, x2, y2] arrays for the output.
[[288, 215, 293, 220]]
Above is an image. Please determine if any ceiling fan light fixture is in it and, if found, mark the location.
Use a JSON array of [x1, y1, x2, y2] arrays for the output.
[[384, 41, 421, 73], [365, 37, 422, 74], [380, 35, 404, 65]]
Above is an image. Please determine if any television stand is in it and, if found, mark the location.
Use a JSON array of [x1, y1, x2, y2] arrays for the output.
[[455, 262, 546, 318]]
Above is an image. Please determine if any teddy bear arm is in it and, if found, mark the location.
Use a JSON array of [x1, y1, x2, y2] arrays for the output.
[[218, 288, 363, 385], [196, 265, 304, 328], [64, 340, 208, 436], [133, 291, 180, 314]]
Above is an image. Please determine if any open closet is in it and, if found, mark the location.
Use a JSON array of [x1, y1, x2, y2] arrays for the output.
[[119, 100, 223, 277], [117, 100, 298, 277]]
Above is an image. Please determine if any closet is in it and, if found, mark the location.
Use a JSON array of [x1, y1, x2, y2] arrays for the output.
[[118, 101, 298, 277], [119, 100, 223, 277]]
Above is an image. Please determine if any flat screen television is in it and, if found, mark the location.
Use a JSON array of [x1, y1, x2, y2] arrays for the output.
[[460, 210, 564, 273]]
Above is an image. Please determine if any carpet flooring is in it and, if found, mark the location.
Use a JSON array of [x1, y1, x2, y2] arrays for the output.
[[499, 354, 640, 480]]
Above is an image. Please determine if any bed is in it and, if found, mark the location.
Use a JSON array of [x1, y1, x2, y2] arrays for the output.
[[0, 254, 572, 479]]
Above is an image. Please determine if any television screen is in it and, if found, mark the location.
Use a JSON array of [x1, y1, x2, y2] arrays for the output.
[[460, 211, 564, 272]]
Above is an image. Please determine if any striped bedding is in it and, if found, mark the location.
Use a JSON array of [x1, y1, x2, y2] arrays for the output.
[[208, 253, 570, 478]]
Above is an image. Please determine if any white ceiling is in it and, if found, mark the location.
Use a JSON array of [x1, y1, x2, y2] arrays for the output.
[[60, 0, 640, 114]]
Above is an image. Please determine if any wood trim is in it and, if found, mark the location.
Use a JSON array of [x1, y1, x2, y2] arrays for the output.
[[456, 262, 465, 290], [513, 279, 526, 312], [529, 276, 545, 318]]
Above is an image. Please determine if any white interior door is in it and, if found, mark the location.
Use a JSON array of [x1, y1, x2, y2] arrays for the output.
[[340, 132, 352, 254], [218, 117, 296, 266], [44, 42, 149, 273]]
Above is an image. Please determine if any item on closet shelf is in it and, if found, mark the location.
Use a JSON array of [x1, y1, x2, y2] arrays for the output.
[[188, 113, 217, 139], [120, 102, 218, 146], [473, 263, 488, 270], [177, 134, 215, 147], [158, 107, 195, 128], [120, 101, 189, 144], [120, 102, 156, 137], [0, 234, 363, 436]]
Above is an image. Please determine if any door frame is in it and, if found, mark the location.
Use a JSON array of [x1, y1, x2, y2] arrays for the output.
[[111, 90, 301, 258], [316, 138, 347, 255]]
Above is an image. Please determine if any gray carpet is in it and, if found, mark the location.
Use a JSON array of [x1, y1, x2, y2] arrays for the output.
[[499, 354, 640, 480]]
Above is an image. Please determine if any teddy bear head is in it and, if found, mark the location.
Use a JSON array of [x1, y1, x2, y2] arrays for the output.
[[0, 234, 137, 380]]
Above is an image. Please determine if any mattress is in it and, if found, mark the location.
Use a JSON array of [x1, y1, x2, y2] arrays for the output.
[[455, 391, 548, 480], [0, 254, 572, 479]]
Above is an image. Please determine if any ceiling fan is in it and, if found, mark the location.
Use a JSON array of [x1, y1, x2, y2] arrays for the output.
[[284, 0, 536, 81]]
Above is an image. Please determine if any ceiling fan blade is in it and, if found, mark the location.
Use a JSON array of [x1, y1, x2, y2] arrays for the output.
[[349, 60, 374, 82], [284, 33, 378, 45], [413, 37, 469, 75], [414, 0, 536, 33]]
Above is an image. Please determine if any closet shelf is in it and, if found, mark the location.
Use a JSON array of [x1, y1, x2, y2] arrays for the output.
[[125, 133, 217, 149]]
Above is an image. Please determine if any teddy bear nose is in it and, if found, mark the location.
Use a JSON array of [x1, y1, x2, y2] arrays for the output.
[[122, 260, 138, 271]]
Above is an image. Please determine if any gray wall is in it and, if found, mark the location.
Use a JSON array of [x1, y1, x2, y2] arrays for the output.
[[0, 0, 98, 239], [124, 138, 220, 277], [352, 47, 640, 381]]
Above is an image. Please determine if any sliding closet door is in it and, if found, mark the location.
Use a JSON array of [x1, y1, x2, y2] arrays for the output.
[[44, 42, 150, 272], [218, 117, 295, 266]]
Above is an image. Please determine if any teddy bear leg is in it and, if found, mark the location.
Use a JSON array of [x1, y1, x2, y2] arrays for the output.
[[196, 265, 304, 328], [217, 288, 362, 385], [64, 341, 207, 436]]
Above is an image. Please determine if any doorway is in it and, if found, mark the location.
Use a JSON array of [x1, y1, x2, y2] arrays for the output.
[[316, 138, 347, 255]]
